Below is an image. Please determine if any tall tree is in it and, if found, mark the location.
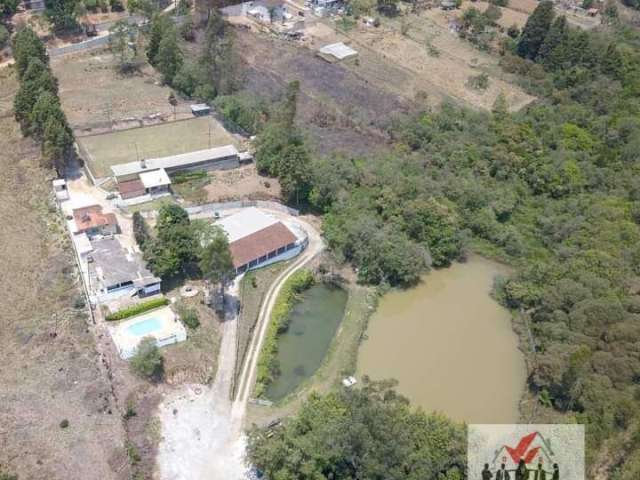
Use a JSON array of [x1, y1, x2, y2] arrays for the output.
[[199, 225, 234, 287], [199, 10, 238, 98], [146, 13, 171, 65], [43, 115, 73, 174], [538, 15, 569, 69], [517, 0, 554, 60], [44, 0, 79, 33], [12, 27, 48, 79], [156, 27, 183, 85], [29, 90, 66, 139]]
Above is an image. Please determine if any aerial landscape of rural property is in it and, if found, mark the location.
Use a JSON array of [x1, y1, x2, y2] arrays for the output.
[[3, 0, 640, 477]]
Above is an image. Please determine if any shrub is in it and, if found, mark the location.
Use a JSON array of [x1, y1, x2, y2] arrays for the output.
[[73, 295, 86, 309], [130, 337, 164, 380], [105, 298, 169, 321], [255, 269, 315, 397], [126, 441, 142, 465], [110, 0, 124, 11], [59, 419, 69, 429], [0, 25, 9, 50], [180, 306, 200, 329], [84, 0, 98, 11]]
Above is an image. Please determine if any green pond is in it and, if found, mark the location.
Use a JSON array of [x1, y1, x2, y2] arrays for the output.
[[265, 283, 348, 401]]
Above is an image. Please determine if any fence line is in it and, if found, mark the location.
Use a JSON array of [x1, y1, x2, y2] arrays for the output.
[[186, 200, 299, 217]]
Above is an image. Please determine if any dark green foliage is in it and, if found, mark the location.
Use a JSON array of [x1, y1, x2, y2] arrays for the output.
[[132, 211, 151, 251], [179, 306, 199, 329], [255, 81, 312, 205], [199, 225, 234, 285], [144, 204, 198, 278], [11, 29, 72, 175], [213, 93, 268, 135], [146, 14, 171, 65], [198, 10, 237, 98], [247, 379, 465, 479], [129, 337, 164, 380], [517, 0, 554, 59], [156, 26, 183, 85], [44, 0, 80, 33], [0, 25, 9, 48], [105, 298, 169, 321], [0, 0, 19, 16], [12, 27, 48, 79]]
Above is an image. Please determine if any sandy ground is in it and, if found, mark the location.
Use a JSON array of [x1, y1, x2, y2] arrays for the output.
[[204, 165, 282, 202], [0, 66, 128, 480], [156, 214, 324, 479]]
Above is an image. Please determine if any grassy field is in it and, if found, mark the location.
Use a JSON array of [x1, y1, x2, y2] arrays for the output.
[[0, 68, 128, 480], [245, 283, 376, 427], [78, 116, 238, 178]]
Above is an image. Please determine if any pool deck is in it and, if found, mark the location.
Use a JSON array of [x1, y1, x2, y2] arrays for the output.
[[109, 306, 187, 359]]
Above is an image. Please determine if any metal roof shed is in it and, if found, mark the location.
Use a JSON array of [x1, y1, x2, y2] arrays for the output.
[[139, 168, 171, 190]]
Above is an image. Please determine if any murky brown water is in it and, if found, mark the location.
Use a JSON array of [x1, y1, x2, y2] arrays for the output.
[[357, 256, 526, 423]]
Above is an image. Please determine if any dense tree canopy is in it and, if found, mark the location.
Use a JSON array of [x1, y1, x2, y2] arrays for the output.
[[247, 379, 465, 480]]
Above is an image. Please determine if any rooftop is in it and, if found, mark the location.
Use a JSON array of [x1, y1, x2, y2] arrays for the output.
[[111, 145, 239, 178], [139, 168, 171, 189], [73, 205, 118, 232], [319, 42, 358, 61], [117, 179, 145, 196], [229, 222, 298, 268], [216, 207, 281, 243], [90, 237, 159, 288]]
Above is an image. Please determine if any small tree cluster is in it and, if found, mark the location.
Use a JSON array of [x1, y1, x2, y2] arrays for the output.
[[12, 27, 73, 175], [147, 14, 183, 85], [130, 337, 164, 380], [254, 81, 312, 205]]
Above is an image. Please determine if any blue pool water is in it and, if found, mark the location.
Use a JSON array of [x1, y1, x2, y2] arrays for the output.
[[127, 317, 162, 336]]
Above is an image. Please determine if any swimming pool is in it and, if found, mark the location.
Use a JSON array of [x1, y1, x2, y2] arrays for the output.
[[127, 317, 163, 337]]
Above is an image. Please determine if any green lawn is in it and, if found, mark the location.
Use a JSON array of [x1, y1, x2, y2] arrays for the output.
[[78, 116, 237, 178]]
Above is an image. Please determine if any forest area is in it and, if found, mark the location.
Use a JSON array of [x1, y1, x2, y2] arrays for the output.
[[244, 2, 640, 479]]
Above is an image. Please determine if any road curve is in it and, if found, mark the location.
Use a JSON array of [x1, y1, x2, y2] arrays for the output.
[[233, 216, 324, 409]]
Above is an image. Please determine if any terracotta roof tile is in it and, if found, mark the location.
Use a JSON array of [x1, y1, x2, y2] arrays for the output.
[[229, 222, 297, 268], [73, 205, 118, 232]]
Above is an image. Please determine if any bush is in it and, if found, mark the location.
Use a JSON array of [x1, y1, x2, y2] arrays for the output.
[[130, 337, 164, 380], [179, 306, 200, 329], [110, 0, 124, 10], [255, 269, 315, 397], [0, 25, 9, 50], [73, 295, 86, 309], [84, 0, 98, 12], [59, 419, 69, 429], [105, 297, 169, 321], [126, 441, 141, 465]]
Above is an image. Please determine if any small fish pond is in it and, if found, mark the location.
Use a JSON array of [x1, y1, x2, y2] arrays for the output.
[[265, 283, 348, 401]]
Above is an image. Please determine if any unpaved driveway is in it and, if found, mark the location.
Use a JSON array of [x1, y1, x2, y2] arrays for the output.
[[156, 213, 324, 479]]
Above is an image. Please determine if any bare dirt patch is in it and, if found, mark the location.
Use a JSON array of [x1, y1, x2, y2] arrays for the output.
[[0, 69, 128, 480], [203, 164, 282, 203], [51, 49, 194, 133], [235, 27, 408, 157], [331, 13, 535, 112]]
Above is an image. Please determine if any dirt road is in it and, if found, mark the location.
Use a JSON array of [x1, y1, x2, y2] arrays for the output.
[[156, 214, 324, 479]]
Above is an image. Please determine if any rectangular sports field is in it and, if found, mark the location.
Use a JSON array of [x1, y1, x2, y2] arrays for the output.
[[78, 116, 238, 179]]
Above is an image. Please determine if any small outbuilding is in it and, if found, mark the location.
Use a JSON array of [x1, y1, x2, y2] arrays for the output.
[[139, 168, 172, 195], [318, 42, 358, 63], [190, 104, 211, 116]]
